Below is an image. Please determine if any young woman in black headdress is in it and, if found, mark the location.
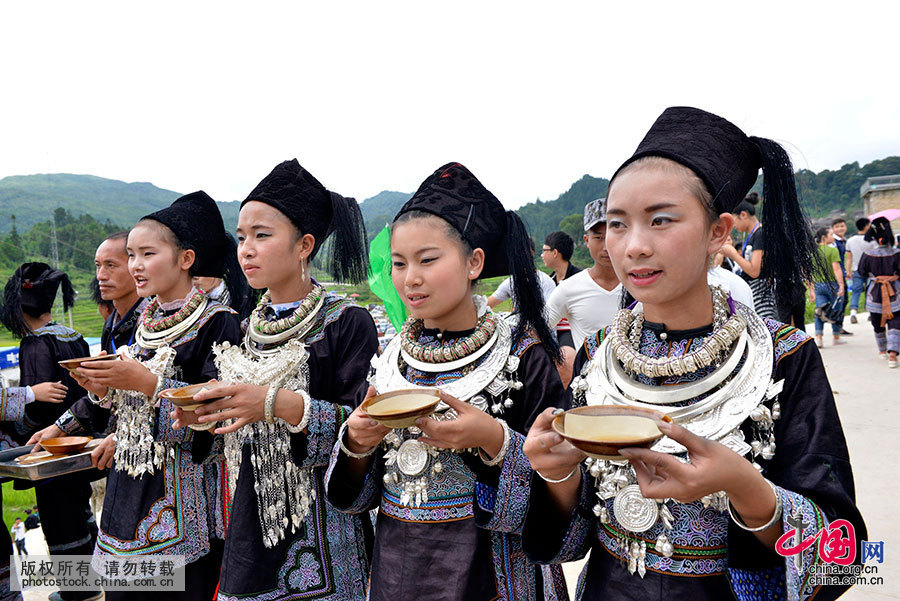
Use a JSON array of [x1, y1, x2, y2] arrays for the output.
[[74, 191, 243, 601], [522, 107, 865, 601], [857, 217, 900, 367], [171, 159, 378, 601], [328, 163, 569, 601], [0, 263, 104, 601], [0, 264, 80, 601]]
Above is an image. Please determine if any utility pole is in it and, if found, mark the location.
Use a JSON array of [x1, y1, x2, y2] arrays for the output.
[[49, 216, 74, 328]]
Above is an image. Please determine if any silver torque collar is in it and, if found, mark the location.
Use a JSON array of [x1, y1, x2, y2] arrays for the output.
[[370, 312, 513, 405], [576, 302, 774, 454]]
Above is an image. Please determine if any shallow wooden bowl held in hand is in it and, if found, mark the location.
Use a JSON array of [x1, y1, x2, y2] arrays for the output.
[[361, 389, 441, 429], [158, 383, 226, 431], [39, 436, 93, 455], [552, 405, 672, 460], [58, 354, 120, 372]]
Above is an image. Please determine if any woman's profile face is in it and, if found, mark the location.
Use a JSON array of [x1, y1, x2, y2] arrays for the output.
[[731, 210, 754, 233], [605, 166, 721, 308]]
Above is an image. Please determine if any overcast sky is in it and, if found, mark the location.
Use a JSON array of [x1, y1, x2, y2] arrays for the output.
[[1, 1, 898, 209]]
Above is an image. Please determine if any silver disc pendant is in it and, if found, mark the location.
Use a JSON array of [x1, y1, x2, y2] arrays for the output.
[[397, 439, 429, 476], [613, 485, 659, 533]]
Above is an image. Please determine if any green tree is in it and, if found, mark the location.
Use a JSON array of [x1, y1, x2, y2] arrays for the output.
[[559, 213, 584, 246]]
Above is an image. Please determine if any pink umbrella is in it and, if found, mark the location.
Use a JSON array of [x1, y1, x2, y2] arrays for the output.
[[868, 208, 900, 222]]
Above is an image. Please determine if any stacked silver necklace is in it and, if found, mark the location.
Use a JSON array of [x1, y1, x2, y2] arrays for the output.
[[570, 286, 783, 577], [112, 294, 211, 477], [214, 288, 324, 548], [369, 296, 521, 507]]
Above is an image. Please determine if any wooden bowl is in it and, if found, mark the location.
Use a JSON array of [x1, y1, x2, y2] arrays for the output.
[[58, 354, 120, 372], [158, 383, 226, 409], [39, 436, 93, 455], [158, 384, 226, 431], [552, 405, 672, 460], [361, 389, 441, 429]]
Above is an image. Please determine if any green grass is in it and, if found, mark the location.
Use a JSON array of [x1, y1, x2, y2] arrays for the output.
[[2, 481, 36, 532]]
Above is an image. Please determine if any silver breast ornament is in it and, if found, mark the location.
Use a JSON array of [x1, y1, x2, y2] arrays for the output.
[[613, 485, 659, 533], [396, 439, 429, 476]]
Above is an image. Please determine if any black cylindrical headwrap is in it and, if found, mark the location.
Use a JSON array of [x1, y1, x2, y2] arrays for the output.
[[243, 159, 368, 284], [611, 107, 761, 214], [0, 262, 75, 339], [395, 163, 508, 278], [394, 163, 561, 362], [142, 191, 228, 278], [610, 107, 821, 309]]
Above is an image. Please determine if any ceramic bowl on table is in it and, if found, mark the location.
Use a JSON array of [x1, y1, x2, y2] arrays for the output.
[[361, 389, 442, 429], [552, 405, 672, 460]]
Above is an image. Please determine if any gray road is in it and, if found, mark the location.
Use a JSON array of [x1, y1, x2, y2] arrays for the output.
[[15, 321, 900, 600]]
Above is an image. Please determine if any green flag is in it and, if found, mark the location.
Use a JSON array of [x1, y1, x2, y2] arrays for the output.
[[368, 225, 407, 330]]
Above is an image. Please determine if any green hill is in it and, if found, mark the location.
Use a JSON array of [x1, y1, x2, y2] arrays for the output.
[[792, 156, 900, 216], [516, 175, 610, 246], [358, 191, 412, 239], [0, 174, 181, 234]]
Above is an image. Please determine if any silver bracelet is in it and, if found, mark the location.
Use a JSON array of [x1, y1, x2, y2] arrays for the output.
[[480, 418, 511, 467], [283, 390, 311, 433], [149, 375, 165, 405], [338, 421, 376, 459], [536, 465, 580, 484], [728, 478, 783, 532], [264, 386, 278, 424]]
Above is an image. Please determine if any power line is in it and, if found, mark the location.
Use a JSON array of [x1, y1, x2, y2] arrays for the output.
[[0, 238, 96, 277]]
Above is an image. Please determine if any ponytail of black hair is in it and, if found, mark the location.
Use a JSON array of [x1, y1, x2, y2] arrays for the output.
[[324, 192, 369, 284], [221, 233, 256, 319], [505, 211, 561, 364], [749, 137, 825, 309], [59, 273, 76, 314], [0, 271, 28, 339]]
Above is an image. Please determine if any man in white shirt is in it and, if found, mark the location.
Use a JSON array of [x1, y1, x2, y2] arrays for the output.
[[487, 241, 557, 308], [11, 517, 27, 556], [845, 218, 878, 323], [546, 198, 622, 386]]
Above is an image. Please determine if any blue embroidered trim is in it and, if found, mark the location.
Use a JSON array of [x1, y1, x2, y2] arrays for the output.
[[32, 322, 83, 342]]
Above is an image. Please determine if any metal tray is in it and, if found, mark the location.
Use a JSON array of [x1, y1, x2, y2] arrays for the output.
[[0, 440, 101, 481]]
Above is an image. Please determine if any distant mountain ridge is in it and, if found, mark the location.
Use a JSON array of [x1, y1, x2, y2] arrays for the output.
[[0, 173, 180, 233]]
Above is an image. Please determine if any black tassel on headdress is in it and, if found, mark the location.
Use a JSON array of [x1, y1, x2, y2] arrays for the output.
[[221, 233, 255, 318], [505, 211, 562, 362], [327, 191, 369, 285], [750, 137, 823, 308]]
